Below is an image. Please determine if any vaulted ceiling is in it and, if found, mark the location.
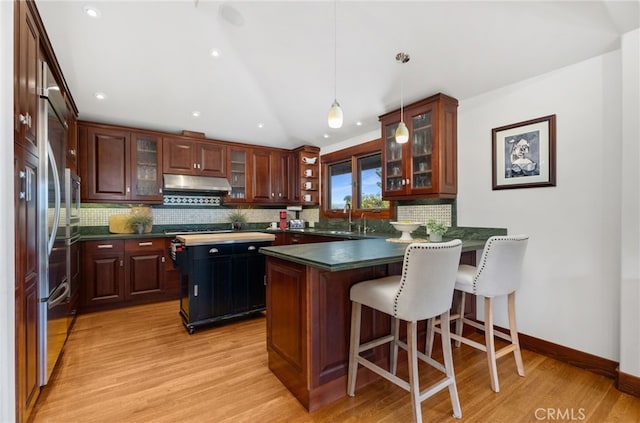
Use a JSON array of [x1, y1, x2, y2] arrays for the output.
[[37, 1, 639, 150]]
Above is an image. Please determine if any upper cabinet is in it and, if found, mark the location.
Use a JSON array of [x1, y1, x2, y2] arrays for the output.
[[79, 122, 163, 203], [14, 1, 40, 157], [379, 93, 458, 200], [162, 137, 226, 177], [226, 146, 251, 204], [251, 149, 295, 204]]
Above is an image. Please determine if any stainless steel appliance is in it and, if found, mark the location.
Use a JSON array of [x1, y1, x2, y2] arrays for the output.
[[38, 61, 78, 385]]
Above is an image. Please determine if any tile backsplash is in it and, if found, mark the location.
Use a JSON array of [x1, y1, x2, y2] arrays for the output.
[[396, 204, 452, 227], [80, 205, 320, 227]]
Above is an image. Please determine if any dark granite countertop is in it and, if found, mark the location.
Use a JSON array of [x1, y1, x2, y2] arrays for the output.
[[259, 237, 489, 272]]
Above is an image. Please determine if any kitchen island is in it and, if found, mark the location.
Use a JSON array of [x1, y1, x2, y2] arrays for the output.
[[259, 237, 488, 411]]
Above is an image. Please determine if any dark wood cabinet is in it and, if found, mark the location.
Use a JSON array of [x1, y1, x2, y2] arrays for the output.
[[379, 92, 458, 199], [14, 145, 40, 422], [79, 122, 163, 203], [177, 241, 271, 333], [82, 238, 177, 311], [124, 239, 165, 301], [163, 137, 226, 177], [226, 146, 251, 203], [82, 240, 126, 307], [66, 115, 78, 174], [14, 0, 40, 157], [251, 149, 294, 204]]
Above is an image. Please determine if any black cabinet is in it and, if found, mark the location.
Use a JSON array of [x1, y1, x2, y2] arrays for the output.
[[177, 241, 271, 333]]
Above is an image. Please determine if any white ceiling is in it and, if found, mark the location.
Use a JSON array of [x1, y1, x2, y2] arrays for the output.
[[37, 1, 639, 150]]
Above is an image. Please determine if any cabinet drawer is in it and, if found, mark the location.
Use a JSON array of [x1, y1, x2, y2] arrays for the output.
[[125, 238, 165, 252], [84, 239, 125, 254]]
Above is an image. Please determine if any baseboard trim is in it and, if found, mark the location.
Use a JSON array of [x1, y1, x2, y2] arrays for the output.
[[617, 370, 640, 397], [518, 332, 618, 379]]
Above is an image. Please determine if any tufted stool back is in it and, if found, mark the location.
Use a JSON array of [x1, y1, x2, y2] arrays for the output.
[[472, 235, 529, 297]]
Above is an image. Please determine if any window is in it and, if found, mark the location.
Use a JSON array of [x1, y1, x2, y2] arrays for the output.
[[322, 139, 393, 219]]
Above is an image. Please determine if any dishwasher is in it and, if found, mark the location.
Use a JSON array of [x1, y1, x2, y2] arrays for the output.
[[171, 234, 273, 334]]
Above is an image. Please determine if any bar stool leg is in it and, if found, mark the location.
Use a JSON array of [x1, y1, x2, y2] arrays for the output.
[[455, 291, 466, 347], [407, 321, 422, 423], [484, 297, 500, 392], [425, 318, 435, 357], [347, 302, 362, 397], [440, 310, 462, 418], [390, 318, 399, 375], [508, 292, 525, 377]]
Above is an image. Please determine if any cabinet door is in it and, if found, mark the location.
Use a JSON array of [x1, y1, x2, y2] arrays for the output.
[[382, 117, 408, 197], [124, 239, 165, 300], [274, 152, 294, 203], [191, 254, 233, 322], [197, 142, 226, 176], [163, 137, 195, 174], [66, 116, 78, 174], [14, 146, 40, 422], [227, 148, 249, 202], [408, 103, 435, 193], [251, 149, 273, 202], [82, 126, 131, 201], [131, 132, 163, 203], [232, 243, 267, 313], [83, 241, 125, 307], [125, 250, 164, 300], [14, 2, 40, 157]]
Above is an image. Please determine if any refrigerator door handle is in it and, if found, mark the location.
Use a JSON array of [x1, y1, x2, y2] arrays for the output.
[[47, 142, 61, 255], [46, 280, 70, 309]]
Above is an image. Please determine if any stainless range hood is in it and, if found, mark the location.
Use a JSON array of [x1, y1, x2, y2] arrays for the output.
[[163, 174, 232, 193]]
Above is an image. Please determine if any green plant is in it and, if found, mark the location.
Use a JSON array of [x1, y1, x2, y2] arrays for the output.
[[127, 214, 153, 232], [227, 209, 248, 224], [426, 219, 447, 235]]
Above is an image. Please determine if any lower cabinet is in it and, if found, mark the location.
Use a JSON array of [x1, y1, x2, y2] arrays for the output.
[[82, 238, 177, 311], [177, 241, 271, 334]]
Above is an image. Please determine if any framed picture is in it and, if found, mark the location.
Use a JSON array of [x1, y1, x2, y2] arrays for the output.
[[492, 114, 556, 190]]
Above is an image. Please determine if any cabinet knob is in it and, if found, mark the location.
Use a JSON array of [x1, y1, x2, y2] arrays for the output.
[[126, 187, 130, 193], [209, 248, 219, 254], [271, 193, 275, 197], [248, 245, 256, 251], [69, 149, 76, 156], [193, 163, 197, 169]]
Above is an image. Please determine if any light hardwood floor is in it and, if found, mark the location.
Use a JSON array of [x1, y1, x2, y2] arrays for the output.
[[31, 301, 639, 423]]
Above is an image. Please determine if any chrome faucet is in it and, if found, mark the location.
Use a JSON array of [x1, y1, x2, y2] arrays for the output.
[[343, 202, 353, 232], [360, 213, 367, 234]]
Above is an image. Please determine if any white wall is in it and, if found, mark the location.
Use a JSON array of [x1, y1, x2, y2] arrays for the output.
[[619, 28, 640, 377], [0, 2, 16, 422], [457, 50, 625, 360]]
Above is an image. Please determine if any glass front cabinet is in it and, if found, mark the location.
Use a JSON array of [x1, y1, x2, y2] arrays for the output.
[[379, 93, 458, 200], [131, 132, 163, 202]]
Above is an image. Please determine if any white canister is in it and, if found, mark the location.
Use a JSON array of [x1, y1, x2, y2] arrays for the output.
[[304, 182, 312, 189], [304, 169, 313, 177], [304, 194, 312, 202]]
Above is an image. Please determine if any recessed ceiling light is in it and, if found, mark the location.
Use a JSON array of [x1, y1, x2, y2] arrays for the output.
[[192, 111, 201, 117], [83, 5, 101, 18], [356, 121, 363, 126], [323, 134, 330, 139], [257, 123, 264, 129], [94, 92, 106, 100], [210, 49, 221, 58]]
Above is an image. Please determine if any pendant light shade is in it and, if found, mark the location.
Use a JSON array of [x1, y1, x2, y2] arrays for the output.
[[327, 1, 343, 128], [395, 121, 409, 143], [328, 100, 343, 128], [395, 52, 410, 144]]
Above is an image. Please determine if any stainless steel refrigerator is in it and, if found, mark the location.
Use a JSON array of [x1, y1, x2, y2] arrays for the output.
[[38, 61, 80, 385]]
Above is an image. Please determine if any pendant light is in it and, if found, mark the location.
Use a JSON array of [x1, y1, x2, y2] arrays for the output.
[[327, 0, 343, 128], [395, 52, 410, 143]]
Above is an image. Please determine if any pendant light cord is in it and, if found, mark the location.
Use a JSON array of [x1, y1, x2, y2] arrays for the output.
[[333, 0, 337, 101]]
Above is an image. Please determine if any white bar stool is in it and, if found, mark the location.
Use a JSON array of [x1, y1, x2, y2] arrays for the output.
[[347, 240, 463, 423], [427, 235, 529, 393]]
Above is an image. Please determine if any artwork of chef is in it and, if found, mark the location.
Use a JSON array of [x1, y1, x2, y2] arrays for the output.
[[504, 130, 540, 178]]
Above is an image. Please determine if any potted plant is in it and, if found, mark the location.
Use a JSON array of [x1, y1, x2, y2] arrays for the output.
[[426, 219, 447, 242], [227, 209, 248, 230], [127, 214, 153, 234]]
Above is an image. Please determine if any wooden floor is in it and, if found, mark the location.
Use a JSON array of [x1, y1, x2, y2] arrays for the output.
[[31, 300, 639, 423]]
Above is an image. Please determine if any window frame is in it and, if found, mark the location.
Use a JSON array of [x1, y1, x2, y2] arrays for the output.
[[321, 139, 394, 220]]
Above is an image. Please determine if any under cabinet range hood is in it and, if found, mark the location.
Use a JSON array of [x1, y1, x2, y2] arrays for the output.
[[163, 174, 232, 193]]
